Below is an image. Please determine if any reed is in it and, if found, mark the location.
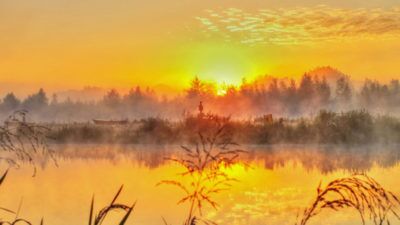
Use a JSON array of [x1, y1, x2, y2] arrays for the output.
[[0, 110, 57, 176], [0, 170, 135, 225], [297, 174, 400, 225], [158, 114, 246, 225], [88, 185, 136, 225], [42, 110, 400, 145], [0, 170, 42, 225]]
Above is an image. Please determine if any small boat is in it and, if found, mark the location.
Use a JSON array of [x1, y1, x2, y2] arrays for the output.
[[92, 119, 128, 125]]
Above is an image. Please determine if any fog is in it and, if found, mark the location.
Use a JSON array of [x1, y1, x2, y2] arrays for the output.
[[1, 67, 400, 122]]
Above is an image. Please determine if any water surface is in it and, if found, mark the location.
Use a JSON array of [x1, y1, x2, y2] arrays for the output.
[[1, 144, 400, 225]]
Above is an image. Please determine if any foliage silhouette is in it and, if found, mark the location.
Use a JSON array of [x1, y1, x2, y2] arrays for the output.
[[158, 113, 246, 225], [0, 110, 57, 176], [297, 174, 400, 225], [88, 185, 136, 225]]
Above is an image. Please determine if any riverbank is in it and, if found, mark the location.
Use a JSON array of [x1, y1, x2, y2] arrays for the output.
[[46, 110, 400, 145]]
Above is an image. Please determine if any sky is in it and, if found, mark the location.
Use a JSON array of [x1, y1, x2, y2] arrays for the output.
[[1, 0, 400, 96]]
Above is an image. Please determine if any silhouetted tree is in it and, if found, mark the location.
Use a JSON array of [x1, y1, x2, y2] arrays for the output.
[[1, 93, 20, 111], [185, 76, 215, 99], [359, 79, 392, 109], [124, 86, 143, 105], [51, 94, 58, 105], [267, 78, 281, 99], [315, 76, 331, 107], [186, 77, 204, 99], [102, 89, 121, 107], [298, 74, 316, 112], [388, 79, 400, 105], [282, 79, 299, 115], [335, 75, 352, 107], [22, 88, 48, 110]]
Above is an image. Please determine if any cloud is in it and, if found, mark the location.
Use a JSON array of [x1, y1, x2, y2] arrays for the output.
[[192, 6, 400, 45]]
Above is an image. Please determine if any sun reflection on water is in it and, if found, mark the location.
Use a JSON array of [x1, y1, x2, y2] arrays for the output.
[[0, 145, 399, 225]]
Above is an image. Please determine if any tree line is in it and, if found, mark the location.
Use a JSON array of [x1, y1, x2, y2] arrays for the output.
[[1, 74, 400, 121]]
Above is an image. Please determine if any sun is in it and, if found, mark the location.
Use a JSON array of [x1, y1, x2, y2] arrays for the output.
[[216, 84, 228, 96], [183, 42, 259, 88]]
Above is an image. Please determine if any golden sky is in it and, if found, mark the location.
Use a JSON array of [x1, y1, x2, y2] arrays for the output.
[[1, 0, 400, 95]]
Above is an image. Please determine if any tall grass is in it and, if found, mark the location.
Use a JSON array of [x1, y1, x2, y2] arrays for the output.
[[0, 111, 137, 225], [297, 174, 400, 225], [0, 111, 51, 224], [44, 110, 400, 145], [0, 169, 136, 225], [0, 110, 57, 175], [158, 114, 246, 225], [88, 185, 136, 225], [0, 170, 43, 225], [2, 111, 400, 225]]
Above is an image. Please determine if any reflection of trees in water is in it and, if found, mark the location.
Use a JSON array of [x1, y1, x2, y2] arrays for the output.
[[54, 144, 400, 173], [246, 145, 400, 173], [55, 144, 173, 169], [129, 145, 172, 168]]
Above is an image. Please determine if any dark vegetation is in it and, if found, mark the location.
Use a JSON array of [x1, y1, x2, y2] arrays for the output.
[[0, 111, 400, 224], [297, 174, 400, 225], [2, 69, 400, 121], [0, 170, 42, 225], [89, 185, 136, 225], [156, 113, 400, 225], [0, 111, 53, 224], [0, 111, 135, 225], [0, 169, 135, 225], [47, 110, 400, 145], [158, 114, 246, 225], [0, 110, 57, 175]]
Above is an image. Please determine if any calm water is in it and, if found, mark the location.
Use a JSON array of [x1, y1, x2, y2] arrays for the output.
[[1, 144, 400, 225]]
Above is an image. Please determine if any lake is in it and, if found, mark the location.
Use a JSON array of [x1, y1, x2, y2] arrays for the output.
[[1, 144, 400, 225]]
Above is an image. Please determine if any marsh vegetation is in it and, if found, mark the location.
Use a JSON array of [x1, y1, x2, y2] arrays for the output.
[[158, 114, 246, 224], [0, 111, 400, 225], [297, 174, 400, 225], [46, 110, 400, 145]]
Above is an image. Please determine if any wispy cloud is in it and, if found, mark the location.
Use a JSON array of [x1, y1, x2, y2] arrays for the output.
[[193, 6, 400, 45]]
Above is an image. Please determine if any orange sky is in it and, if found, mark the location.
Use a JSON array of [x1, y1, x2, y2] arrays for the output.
[[1, 0, 400, 96]]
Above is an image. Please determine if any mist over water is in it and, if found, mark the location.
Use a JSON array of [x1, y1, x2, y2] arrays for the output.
[[1, 103, 400, 224], [2, 0, 400, 223], [1, 68, 400, 225], [3, 144, 400, 225], [50, 144, 400, 173]]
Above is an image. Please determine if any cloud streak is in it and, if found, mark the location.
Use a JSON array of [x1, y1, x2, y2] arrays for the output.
[[193, 6, 400, 45]]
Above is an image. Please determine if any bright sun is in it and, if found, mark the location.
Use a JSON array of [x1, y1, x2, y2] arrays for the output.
[[184, 42, 259, 89], [216, 84, 228, 96]]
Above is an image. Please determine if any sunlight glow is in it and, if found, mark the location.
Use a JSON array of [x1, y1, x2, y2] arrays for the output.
[[184, 42, 260, 88], [216, 86, 228, 96]]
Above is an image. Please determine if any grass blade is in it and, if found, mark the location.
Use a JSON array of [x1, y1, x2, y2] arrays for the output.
[[0, 207, 15, 214], [162, 216, 169, 225], [0, 170, 8, 186], [119, 201, 136, 225], [89, 195, 94, 225], [110, 185, 124, 206]]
